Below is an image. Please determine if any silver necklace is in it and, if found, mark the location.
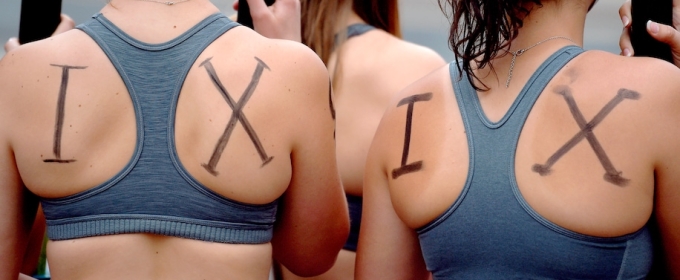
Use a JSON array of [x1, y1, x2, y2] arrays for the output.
[[137, 0, 190, 5], [505, 36, 576, 88]]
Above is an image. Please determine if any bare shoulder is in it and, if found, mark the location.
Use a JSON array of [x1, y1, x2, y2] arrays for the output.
[[580, 50, 680, 94], [211, 26, 327, 81], [202, 28, 332, 139], [391, 62, 453, 104], [338, 30, 446, 103], [376, 62, 455, 158], [360, 30, 446, 76], [564, 50, 680, 114], [204, 27, 329, 104], [0, 27, 112, 91], [2, 28, 101, 67], [373, 63, 453, 163], [263, 38, 329, 90], [382, 35, 447, 71], [370, 63, 469, 228], [259, 38, 328, 81], [0, 29, 94, 126], [572, 50, 680, 159]]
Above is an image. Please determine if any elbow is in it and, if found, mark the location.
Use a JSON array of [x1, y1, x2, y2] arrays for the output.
[[284, 254, 339, 277], [283, 236, 346, 277], [277, 217, 350, 277]]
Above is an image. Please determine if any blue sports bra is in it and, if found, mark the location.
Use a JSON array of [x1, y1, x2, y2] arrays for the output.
[[40, 13, 278, 244], [345, 23, 375, 38], [417, 46, 653, 279], [334, 23, 375, 48]]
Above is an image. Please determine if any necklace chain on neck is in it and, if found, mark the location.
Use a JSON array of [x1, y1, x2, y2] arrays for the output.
[[136, 0, 190, 5], [505, 36, 576, 88]]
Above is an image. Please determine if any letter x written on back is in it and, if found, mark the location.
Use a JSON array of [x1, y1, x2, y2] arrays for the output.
[[532, 86, 641, 187], [199, 57, 274, 176]]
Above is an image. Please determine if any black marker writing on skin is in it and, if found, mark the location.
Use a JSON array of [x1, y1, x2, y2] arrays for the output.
[[392, 92, 432, 179], [533, 86, 640, 187], [44, 64, 87, 163], [200, 57, 273, 176], [328, 80, 335, 120], [328, 81, 336, 139]]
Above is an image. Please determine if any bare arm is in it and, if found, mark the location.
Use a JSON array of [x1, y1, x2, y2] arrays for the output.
[[654, 154, 680, 279], [5, 23, 74, 276], [648, 63, 680, 279], [654, 109, 680, 279], [355, 115, 429, 280], [271, 52, 349, 277], [20, 208, 45, 276], [0, 101, 38, 280]]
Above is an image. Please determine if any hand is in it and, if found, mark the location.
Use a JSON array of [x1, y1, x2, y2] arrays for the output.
[[4, 14, 75, 53], [619, 0, 680, 67], [233, 0, 301, 42], [51, 14, 76, 37]]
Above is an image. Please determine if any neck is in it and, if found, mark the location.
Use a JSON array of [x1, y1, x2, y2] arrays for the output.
[[103, 0, 218, 19], [509, 1, 587, 51], [333, 10, 366, 34], [476, 1, 589, 90], [99, 0, 219, 43], [346, 11, 365, 26]]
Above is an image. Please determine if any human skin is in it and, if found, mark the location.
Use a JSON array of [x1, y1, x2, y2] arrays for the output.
[[4, 14, 75, 52], [357, 0, 680, 278], [278, 9, 445, 280], [4, 14, 72, 280], [0, 0, 348, 279]]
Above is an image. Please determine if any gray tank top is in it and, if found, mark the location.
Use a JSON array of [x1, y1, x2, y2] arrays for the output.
[[40, 13, 279, 244], [334, 23, 375, 49], [346, 23, 375, 39], [417, 46, 653, 279]]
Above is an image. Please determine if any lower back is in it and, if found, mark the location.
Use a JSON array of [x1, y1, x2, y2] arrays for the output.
[[47, 234, 273, 280]]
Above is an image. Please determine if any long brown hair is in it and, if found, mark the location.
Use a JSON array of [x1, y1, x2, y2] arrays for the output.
[[353, 0, 401, 39], [301, 0, 401, 65], [439, 0, 541, 91]]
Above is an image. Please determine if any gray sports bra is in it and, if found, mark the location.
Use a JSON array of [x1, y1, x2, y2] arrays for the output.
[[40, 13, 278, 244], [334, 23, 375, 48], [417, 46, 653, 279]]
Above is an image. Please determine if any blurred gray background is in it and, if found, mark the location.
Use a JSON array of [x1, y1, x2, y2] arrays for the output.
[[0, 0, 624, 60]]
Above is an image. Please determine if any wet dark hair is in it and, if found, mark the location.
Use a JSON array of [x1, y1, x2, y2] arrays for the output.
[[440, 0, 542, 91]]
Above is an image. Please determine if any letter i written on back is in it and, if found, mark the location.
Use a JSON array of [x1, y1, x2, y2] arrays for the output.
[[391, 92, 432, 180]]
